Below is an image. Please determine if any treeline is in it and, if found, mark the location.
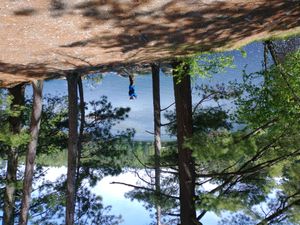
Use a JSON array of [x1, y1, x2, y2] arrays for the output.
[[33, 141, 165, 168]]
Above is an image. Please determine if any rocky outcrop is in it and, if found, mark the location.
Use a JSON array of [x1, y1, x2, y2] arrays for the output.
[[0, 0, 300, 87]]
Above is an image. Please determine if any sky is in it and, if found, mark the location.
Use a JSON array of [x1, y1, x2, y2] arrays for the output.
[[37, 167, 221, 225]]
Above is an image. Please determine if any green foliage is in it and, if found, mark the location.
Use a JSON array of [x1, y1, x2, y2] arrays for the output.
[[36, 150, 68, 167], [0, 124, 30, 148], [164, 83, 239, 135], [80, 96, 134, 179], [36, 95, 68, 155], [0, 94, 23, 118], [0, 93, 68, 159], [199, 193, 244, 213], [238, 47, 247, 58], [236, 50, 300, 127], [173, 53, 234, 82], [153, 50, 300, 224], [23, 94, 134, 224], [0, 92, 134, 224], [0, 92, 29, 154], [126, 141, 153, 168], [215, 49, 300, 224]]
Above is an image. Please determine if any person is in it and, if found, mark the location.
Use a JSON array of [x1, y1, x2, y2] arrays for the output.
[[128, 75, 137, 100]]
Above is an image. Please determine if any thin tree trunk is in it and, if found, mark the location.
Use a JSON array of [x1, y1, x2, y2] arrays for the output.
[[66, 73, 79, 225], [263, 42, 269, 71], [151, 62, 162, 225], [75, 76, 85, 221], [172, 61, 197, 225], [19, 80, 43, 225], [265, 41, 281, 65], [3, 84, 25, 225], [76, 76, 85, 179]]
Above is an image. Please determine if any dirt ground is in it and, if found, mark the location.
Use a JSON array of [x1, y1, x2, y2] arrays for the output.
[[0, 0, 300, 87]]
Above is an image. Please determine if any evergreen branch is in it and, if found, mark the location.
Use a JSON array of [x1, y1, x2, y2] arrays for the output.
[[241, 148, 300, 175], [198, 132, 290, 212], [160, 102, 175, 112], [234, 118, 277, 144], [166, 212, 180, 217], [197, 211, 207, 221], [145, 130, 154, 135], [160, 120, 176, 127], [256, 199, 300, 225], [197, 138, 277, 178], [133, 169, 154, 186], [30, 210, 48, 219], [195, 177, 214, 186], [192, 92, 220, 114], [131, 150, 153, 169]]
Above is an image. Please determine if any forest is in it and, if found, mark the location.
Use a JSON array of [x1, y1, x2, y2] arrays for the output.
[[0, 37, 299, 225]]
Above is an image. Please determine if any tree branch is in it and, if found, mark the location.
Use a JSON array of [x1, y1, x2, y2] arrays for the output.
[[256, 199, 300, 225], [160, 102, 175, 112]]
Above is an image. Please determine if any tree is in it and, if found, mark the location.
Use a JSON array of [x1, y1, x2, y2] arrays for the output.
[[0, 89, 67, 225], [76, 76, 85, 181], [19, 80, 44, 225], [230, 49, 300, 224], [0, 82, 131, 224], [151, 62, 162, 225], [2, 84, 26, 225], [183, 49, 300, 225], [141, 49, 300, 224], [66, 73, 79, 225], [28, 94, 133, 225], [122, 54, 235, 225], [172, 60, 198, 225]]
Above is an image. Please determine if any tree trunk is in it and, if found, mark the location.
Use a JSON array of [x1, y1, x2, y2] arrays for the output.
[[66, 73, 79, 225], [19, 80, 43, 225], [3, 84, 25, 225], [151, 63, 162, 225], [76, 76, 85, 179], [75, 76, 85, 221], [172, 61, 197, 225], [266, 41, 281, 65]]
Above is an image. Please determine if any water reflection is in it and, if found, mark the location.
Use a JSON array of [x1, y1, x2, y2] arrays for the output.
[[1, 38, 300, 225]]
